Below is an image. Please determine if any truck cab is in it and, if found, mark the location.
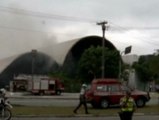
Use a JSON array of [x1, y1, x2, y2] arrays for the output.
[[85, 78, 150, 109]]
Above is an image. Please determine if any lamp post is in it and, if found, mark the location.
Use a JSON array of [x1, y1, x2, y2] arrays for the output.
[[97, 21, 108, 78], [119, 46, 132, 79]]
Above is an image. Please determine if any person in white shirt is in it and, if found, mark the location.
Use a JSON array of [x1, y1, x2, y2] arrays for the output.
[[73, 84, 89, 114], [0, 88, 6, 110]]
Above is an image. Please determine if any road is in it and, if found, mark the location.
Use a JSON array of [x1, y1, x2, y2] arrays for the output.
[[11, 98, 78, 106], [7, 92, 159, 120], [9, 92, 159, 106], [10, 93, 79, 106], [11, 115, 159, 120]]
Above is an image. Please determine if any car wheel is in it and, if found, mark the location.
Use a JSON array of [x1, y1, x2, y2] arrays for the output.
[[136, 98, 145, 107], [101, 99, 109, 108]]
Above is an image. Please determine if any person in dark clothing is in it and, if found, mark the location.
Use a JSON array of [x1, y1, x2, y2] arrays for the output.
[[73, 84, 89, 114]]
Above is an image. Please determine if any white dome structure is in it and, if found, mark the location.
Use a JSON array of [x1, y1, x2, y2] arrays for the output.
[[0, 36, 116, 86]]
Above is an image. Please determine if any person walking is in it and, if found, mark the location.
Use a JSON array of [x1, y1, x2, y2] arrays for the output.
[[73, 84, 89, 114], [119, 90, 136, 120], [0, 88, 6, 110]]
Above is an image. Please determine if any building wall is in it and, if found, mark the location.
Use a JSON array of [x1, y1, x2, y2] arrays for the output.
[[122, 54, 139, 66]]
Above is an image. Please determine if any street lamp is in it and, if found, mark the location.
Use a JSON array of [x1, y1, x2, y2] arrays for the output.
[[119, 46, 132, 79]]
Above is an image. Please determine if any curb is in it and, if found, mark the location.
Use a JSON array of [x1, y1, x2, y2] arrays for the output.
[[13, 113, 159, 118], [9, 96, 78, 100], [8, 92, 159, 99]]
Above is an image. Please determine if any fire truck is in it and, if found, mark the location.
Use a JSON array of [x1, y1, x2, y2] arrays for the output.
[[11, 74, 64, 95]]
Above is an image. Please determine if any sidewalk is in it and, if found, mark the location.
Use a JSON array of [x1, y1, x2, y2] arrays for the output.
[[150, 92, 159, 98]]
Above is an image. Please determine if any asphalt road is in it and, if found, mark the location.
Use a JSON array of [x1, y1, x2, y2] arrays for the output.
[[6, 92, 159, 120], [9, 92, 159, 106], [11, 115, 159, 120], [10, 93, 79, 106]]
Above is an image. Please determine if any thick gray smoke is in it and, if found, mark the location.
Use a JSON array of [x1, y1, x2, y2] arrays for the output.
[[0, 4, 57, 60], [0, 4, 61, 87], [0, 52, 59, 87]]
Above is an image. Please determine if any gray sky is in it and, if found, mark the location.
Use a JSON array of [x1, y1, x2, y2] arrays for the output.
[[0, 0, 159, 59]]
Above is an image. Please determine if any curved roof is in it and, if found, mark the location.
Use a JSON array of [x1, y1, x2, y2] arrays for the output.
[[40, 35, 117, 65], [63, 35, 117, 65], [0, 35, 117, 73]]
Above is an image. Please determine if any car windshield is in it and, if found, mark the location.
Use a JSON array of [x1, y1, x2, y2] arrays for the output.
[[96, 85, 107, 91], [121, 85, 127, 91]]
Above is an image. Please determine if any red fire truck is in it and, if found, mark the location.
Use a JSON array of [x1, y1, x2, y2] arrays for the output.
[[29, 76, 64, 95], [11, 74, 64, 95]]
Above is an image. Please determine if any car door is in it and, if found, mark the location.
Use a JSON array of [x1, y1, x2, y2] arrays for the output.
[[108, 84, 123, 105]]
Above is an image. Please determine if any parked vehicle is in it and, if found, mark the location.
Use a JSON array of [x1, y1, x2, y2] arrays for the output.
[[11, 74, 64, 95], [0, 89, 13, 120], [28, 76, 65, 95], [155, 84, 159, 92], [85, 78, 150, 109]]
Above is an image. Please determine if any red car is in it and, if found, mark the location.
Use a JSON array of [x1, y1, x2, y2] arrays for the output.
[[85, 78, 150, 109]]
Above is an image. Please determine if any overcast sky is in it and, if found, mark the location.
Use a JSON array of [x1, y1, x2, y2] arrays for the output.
[[0, 0, 159, 59]]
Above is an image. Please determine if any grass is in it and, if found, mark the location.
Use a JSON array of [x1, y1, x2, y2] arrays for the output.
[[136, 105, 159, 114], [12, 104, 159, 117]]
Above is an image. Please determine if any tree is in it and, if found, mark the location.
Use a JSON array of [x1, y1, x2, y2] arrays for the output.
[[132, 55, 159, 83], [78, 46, 120, 82], [149, 55, 159, 80]]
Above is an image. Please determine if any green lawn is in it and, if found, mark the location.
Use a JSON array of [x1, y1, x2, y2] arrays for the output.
[[12, 105, 159, 117]]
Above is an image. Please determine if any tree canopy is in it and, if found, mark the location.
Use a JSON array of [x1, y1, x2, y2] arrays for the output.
[[78, 46, 120, 82], [133, 55, 159, 83]]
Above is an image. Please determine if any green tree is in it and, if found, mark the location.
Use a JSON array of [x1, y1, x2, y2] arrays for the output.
[[78, 46, 120, 83], [132, 55, 159, 82], [149, 55, 159, 80]]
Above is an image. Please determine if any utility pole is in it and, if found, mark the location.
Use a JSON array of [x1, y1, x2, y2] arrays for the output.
[[31, 49, 37, 81], [97, 21, 108, 79]]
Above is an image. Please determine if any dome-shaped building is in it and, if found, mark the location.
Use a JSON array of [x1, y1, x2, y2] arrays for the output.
[[0, 35, 118, 87]]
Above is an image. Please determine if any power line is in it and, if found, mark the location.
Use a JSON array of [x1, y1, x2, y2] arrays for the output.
[[109, 22, 159, 31], [0, 24, 48, 34], [109, 22, 159, 47], [0, 5, 96, 23], [0, 23, 158, 53], [0, 5, 159, 51], [1, 5, 159, 30]]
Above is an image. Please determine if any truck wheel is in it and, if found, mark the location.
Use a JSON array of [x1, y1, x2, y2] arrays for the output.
[[39, 91, 44, 96], [101, 99, 109, 109], [91, 101, 99, 108], [56, 90, 61, 95], [136, 98, 145, 107]]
